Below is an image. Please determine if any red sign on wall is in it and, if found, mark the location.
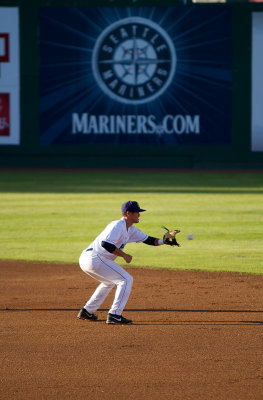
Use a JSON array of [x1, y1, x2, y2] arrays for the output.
[[0, 93, 10, 136], [0, 33, 9, 61], [0, 33, 9, 77]]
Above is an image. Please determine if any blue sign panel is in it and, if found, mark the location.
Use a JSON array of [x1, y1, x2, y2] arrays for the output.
[[39, 7, 232, 145]]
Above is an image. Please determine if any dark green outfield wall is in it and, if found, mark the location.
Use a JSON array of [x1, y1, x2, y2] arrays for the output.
[[1, 0, 263, 169]]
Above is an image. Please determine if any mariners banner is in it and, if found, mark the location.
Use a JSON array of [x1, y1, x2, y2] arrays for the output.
[[39, 7, 232, 145]]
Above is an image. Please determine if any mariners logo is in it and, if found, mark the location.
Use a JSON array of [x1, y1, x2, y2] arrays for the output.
[[92, 17, 176, 105]]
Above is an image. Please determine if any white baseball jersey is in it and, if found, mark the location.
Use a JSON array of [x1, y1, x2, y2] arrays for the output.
[[87, 217, 148, 260]]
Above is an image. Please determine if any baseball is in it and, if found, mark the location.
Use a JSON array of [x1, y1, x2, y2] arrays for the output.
[[187, 234, 194, 240]]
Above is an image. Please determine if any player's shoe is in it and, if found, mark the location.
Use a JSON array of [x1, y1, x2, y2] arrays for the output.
[[106, 313, 132, 325], [77, 308, 98, 321]]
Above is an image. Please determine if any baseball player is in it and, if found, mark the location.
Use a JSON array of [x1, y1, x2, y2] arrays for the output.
[[77, 200, 180, 325]]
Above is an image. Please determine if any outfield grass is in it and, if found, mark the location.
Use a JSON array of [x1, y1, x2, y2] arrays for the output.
[[0, 170, 262, 274]]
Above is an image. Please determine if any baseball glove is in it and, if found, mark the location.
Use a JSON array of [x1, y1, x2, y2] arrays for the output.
[[162, 226, 180, 247]]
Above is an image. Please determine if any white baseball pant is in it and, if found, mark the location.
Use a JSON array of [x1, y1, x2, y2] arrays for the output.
[[79, 250, 133, 315]]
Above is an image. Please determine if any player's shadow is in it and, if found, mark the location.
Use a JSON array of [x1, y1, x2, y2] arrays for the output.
[[133, 322, 263, 326], [124, 308, 263, 313], [123, 308, 263, 325]]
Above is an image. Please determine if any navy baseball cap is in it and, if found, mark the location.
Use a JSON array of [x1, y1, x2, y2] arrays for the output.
[[121, 201, 146, 213]]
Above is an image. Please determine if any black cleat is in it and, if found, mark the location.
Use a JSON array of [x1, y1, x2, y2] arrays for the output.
[[77, 308, 98, 321], [106, 313, 132, 325]]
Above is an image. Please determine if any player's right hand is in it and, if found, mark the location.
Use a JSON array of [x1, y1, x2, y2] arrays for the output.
[[124, 254, 132, 263]]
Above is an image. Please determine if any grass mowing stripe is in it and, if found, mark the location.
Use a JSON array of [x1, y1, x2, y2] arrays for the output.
[[0, 171, 262, 274], [0, 170, 263, 193]]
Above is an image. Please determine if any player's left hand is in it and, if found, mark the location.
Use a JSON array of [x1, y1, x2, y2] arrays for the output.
[[162, 226, 180, 247]]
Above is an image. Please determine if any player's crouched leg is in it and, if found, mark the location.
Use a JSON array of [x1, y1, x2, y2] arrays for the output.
[[107, 271, 133, 323]]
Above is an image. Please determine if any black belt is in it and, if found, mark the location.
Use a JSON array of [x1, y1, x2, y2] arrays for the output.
[[86, 248, 93, 252]]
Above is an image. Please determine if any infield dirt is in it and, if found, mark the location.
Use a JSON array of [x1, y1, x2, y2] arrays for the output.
[[0, 260, 262, 400]]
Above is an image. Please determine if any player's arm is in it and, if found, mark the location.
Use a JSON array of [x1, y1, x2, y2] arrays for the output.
[[143, 236, 164, 246], [143, 230, 180, 247], [101, 241, 132, 263]]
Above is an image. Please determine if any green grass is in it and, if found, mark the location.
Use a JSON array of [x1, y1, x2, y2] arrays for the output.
[[0, 170, 262, 274]]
